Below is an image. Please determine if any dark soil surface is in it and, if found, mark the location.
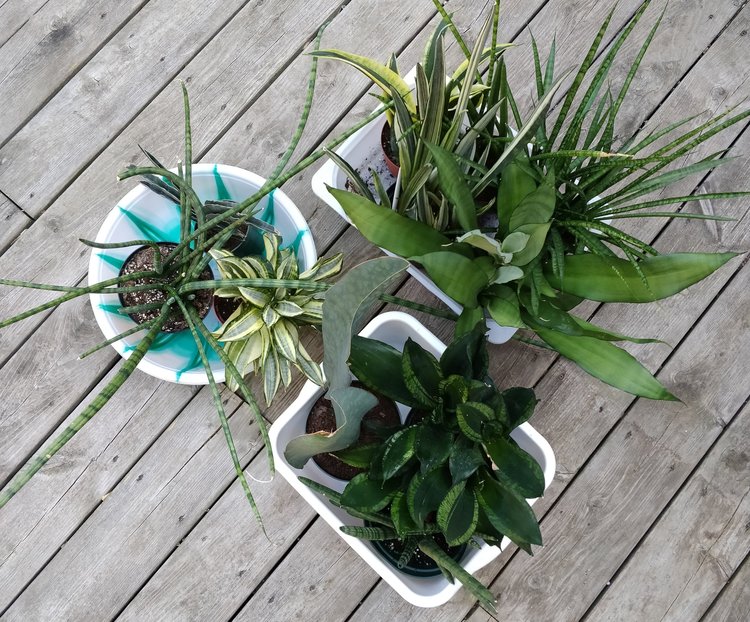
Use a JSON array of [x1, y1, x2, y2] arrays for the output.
[[306, 382, 400, 480], [214, 295, 241, 324], [372, 532, 465, 574], [119, 243, 213, 333]]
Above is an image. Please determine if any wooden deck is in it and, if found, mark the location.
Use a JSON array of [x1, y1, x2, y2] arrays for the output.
[[0, 1, 749, 620]]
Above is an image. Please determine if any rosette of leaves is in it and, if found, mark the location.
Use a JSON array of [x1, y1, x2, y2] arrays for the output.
[[210, 233, 342, 404], [300, 323, 544, 613], [325, 0, 745, 402]]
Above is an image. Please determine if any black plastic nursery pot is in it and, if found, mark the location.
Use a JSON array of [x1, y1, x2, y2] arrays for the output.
[[368, 530, 468, 578], [380, 122, 400, 177], [118, 242, 213, 333]]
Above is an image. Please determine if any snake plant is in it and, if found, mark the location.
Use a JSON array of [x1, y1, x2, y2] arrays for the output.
[[0, 24, 396, 521], [326, 0, 746, 401], [297, 320, 543, 614], [210, 235, 343, 404]]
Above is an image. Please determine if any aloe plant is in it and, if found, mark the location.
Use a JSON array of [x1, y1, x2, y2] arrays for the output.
[[324, 0, 745, 401], [298, 321, 544, 614]]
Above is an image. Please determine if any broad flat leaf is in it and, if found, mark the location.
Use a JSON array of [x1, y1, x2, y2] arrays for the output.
[[571, 316, 661, 344], [508, 178, 556, 230], [437, 481, 479, 546], [283, 386, 378, 468], [546, 253, 738, 302], [494, 265, 524, 284], [407, 467, 452, 526], [502, 387, 538, 428], [484, 285, 525, 328], [456, 402, 493, 442], [219, 307, 264, 342], [497, 158, 537, 233], [477, 471, 542, 548], [272, 319, 298, 362], [340, 472, 401, 512], [411, 252, 490, 307], [415, 424, 452, 473], [381, 426, 418, 479], [485, 436, 545, 498], [425, 142, 478, 232], [322, 257, 408, 391], [238, 287, 270, 307], [449, 439, 485, 483], [440, 322, 489, 379], [391, 492, 419, 537], [509, 222, 551, 266], [455, 306, 484, 337], [533, 326, 677, 401], [349, 336, 419, 407], [330, 188, 450, 258], [402, 338, 443, 407]]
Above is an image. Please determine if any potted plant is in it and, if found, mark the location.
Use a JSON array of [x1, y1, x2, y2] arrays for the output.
[[270, 257, 555, 610], [0, 28, 410, 520], [311, 0, 746, 402]]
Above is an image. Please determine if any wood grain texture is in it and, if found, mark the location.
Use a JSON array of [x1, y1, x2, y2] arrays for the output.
[[0, 293, 115, 485], [0, 0, 148, 145], [0, 370, 199, 611], [703, 555, 750, 622], [0, 192, 30, 255], [2, 386, 256, 621], [0, 0, 48, 48], [585, 401, 750, 622], [0, 0, 253, 215]]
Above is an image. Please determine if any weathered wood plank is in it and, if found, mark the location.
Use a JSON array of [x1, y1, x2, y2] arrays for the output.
[[703, 556, 750, 622], [231, 519, 377, 622], [0, 370, 199, 611], [0, 0, 265, 215], [2, 386, 256, 621], [0, 0, 350, 479], [0, 0, 149, 146], [0, 293, 117, 485], [0, 0, 47, 48], [585, 401, 750, 622], [0, 191, 30, 255]]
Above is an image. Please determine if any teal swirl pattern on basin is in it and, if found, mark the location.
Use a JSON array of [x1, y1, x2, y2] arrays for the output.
[[88, 163, 317, 385]]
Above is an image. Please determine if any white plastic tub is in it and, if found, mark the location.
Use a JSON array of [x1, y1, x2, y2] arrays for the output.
[[310, 99, 516, 344], [89, 163, 316, 385], [269, 311, 555, 608]]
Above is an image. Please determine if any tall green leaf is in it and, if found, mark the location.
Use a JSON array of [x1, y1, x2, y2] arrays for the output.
[[547, 253, 738, 303], [532, 326, 677, 401], [330, 188, 450, 258]]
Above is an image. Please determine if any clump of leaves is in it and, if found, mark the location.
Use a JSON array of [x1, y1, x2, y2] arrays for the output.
[[301, 322, 544, 613], [210, 235, 343, 404], [326, 0, 744, 402], [315, 0, 513, 230]]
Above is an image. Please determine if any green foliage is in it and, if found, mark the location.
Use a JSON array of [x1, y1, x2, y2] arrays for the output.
[[315, 322, 545, 577], [283, 257, 408, 468], [211, 235, 341, 404], [325, 0, 746, 401]]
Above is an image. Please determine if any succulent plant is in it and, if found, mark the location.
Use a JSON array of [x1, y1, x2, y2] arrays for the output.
[[300, 321, 544, 614], [210, 234, 343, 404]]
